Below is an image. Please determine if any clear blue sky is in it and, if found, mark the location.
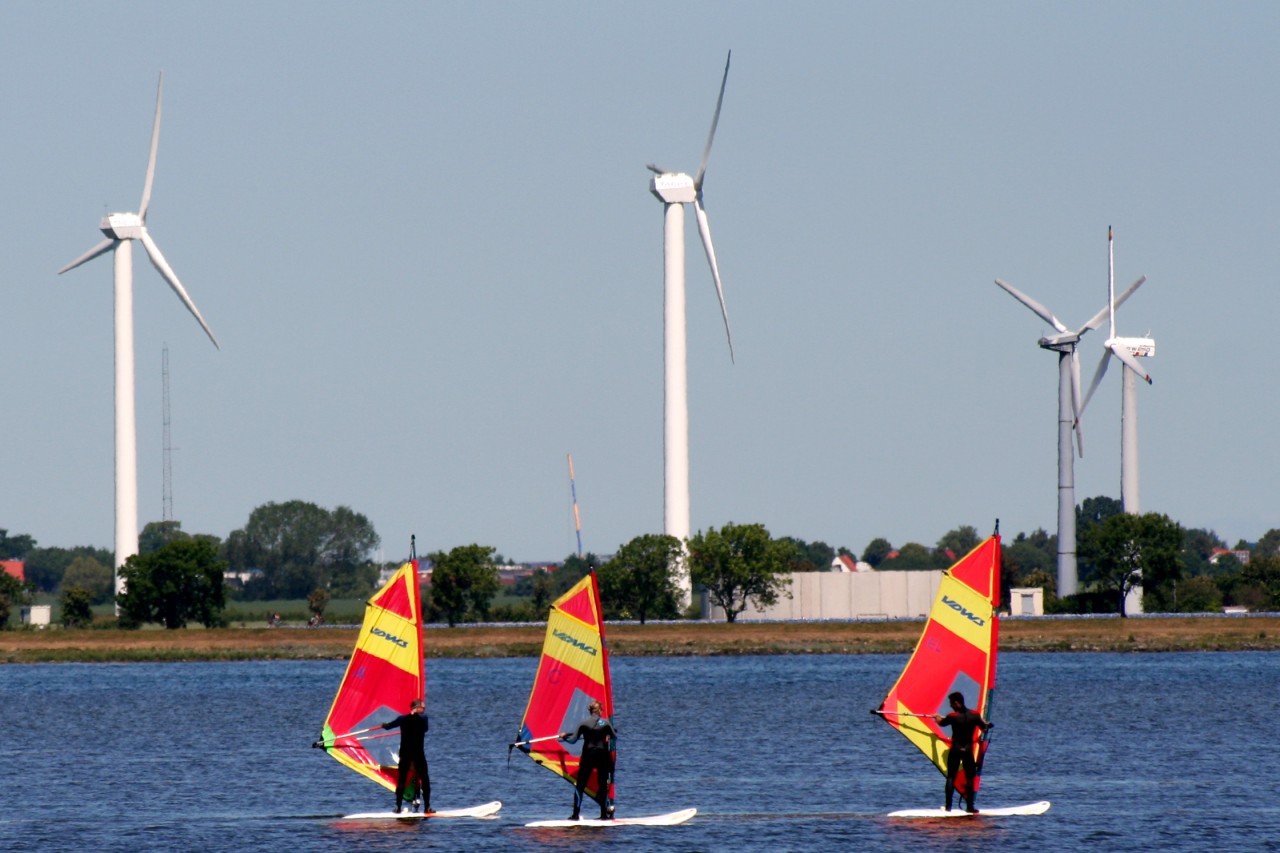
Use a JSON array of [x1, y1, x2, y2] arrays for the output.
[[4, 2, 1277, 563]]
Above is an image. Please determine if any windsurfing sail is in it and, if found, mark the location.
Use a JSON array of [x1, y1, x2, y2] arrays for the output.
[[512, 571, 615, 805], [315, 556, 426, 794], [874, 533, 1001, 799]]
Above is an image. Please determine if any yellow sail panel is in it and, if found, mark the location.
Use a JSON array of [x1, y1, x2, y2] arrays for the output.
[[931, 573, 995, 654], [542, 607, 608, 683]]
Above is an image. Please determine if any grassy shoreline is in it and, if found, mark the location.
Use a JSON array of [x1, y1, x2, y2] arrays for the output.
[[2, 615, 1277, 663]]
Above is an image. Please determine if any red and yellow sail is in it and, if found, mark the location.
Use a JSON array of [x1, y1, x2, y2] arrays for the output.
[[876, 535, 1001, 797], [317, 560, 426, 792], [514, 572, 615, 802]]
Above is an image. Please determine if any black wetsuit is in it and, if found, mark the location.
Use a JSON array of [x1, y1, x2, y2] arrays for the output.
[[562, 713, 616, 818], [938, 708, 988, 811], [382, 711, 430, 811]]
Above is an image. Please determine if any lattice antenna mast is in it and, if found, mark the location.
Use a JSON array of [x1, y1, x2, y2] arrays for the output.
[[162, 343, 173, 523]]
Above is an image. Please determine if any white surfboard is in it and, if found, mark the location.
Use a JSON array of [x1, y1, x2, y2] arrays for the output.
[[341, 800, 503, 820], [525, 807, 697, 827], [888, 800, 1051, 818]]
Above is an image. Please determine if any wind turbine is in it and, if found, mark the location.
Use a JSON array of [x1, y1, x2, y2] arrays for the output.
[[646, 51, 735, 607], [58, 72, 219, 604], [995, 242, 1145, 598], [1080, 226, 1153, 614]]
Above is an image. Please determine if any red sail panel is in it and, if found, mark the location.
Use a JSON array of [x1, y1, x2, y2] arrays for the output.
[[319, 560, 425, 793], [515, 572, 615, 802], [876, 535, 1000, 797]]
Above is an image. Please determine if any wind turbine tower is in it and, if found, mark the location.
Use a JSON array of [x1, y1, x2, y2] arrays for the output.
[[1080, 226, 1153, 614], [996, 240, 1146, 598], [647, 52, 736, 607], [58, 73, 219, 603]]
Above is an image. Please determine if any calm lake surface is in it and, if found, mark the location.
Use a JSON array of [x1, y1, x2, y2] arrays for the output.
[[1, 652, 1277, 852]]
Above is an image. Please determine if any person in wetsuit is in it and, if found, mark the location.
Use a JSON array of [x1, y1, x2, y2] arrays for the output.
[[560, 699, 616, 820], [934, 691, 991, 813], [382, 698, 431, 814]]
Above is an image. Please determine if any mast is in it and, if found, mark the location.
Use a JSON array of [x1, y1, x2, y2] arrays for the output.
[[568, 453, 583, 558]]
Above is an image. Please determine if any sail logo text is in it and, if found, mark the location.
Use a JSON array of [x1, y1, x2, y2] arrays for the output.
[[370, 627, 409, 648], [553, 629, 598, 656], [942, 596, 985, 627]]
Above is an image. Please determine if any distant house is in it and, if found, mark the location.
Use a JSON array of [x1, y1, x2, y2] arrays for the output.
[[830, 554, 872, 573], [224, 568, 263, 589], [1, 560, 24, 582], [1209, 548, 1251, 566]]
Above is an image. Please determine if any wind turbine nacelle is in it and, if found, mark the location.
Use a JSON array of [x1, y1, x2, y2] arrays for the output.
[[1038, 331, 1080, 352], [1114, 336, 1155, 357], [100, 212, 144, 240], [650, 172, 697, 204]]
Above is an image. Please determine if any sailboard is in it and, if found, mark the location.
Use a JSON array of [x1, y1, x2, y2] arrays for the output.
[[872, 530, 1049, 818], [340, 801, 503, 821], [511, 572, 695, 828], [313, 548, 500, 819]]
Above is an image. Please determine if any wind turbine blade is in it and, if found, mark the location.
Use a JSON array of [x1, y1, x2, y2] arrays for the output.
[[1070, 349, 1085, 457], [694, 50, 731, 189], [693, 196, 734, 363], [994, 279, 1068, 333], [138, 229, 220, 349], [139, 72, 164, 221], [1080, 348, 1112, 414], [1079, 275, 1147, 334], [1113, 345, 1153, 384], [57, 238, 117, 274]]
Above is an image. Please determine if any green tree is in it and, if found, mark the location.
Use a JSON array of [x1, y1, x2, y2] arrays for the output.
[[862, 538, 892, 567], [139, 520, 190, 554], [1182, 527, 1227, 577], [1237, 554, 1280, 610], [598, 534, 683, 623], [555, 553, 598, 596], [59, 555, 114, 605], [61, 587, 95, 628], [427, 545, 500, 627], [1079, 512, 1184, 616], [223, 500, 380, 599], [117, 539, 228, 629], [0, 570, 32, 629], [308, 587, 331, 623], [936, 526, 981, 560], [0, 529, 37, 559], [530, 568, 556, 616], [1171, 575, 1223, 613], [776, 537, 835, 572], [22, 545, 115, 594], [882, 542, 938, 570], [1252, 529, 1280, 561], [1078, 495, 1124, 532], [688, 522, 792, 623]]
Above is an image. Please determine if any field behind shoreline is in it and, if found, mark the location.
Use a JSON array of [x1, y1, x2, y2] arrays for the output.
[[2, 615, 1278, 663]]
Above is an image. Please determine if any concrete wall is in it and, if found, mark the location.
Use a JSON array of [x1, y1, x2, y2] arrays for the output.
[[707, 570, 943, 621]]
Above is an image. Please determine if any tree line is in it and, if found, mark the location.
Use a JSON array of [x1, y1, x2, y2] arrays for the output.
[[2, 493, 1278, 629]]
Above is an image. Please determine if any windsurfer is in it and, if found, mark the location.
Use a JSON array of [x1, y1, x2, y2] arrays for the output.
[[382, 698, 431, 814], [934, 691, 991, 813], [560, 699, 616, 820]]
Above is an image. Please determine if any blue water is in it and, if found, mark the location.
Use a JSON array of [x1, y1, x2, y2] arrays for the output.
[[1, 652, 1277, 852]]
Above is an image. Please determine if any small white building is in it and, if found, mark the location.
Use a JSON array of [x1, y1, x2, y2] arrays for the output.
[[1007, 587, 1044, 616], [21, 605, 52, 627]]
